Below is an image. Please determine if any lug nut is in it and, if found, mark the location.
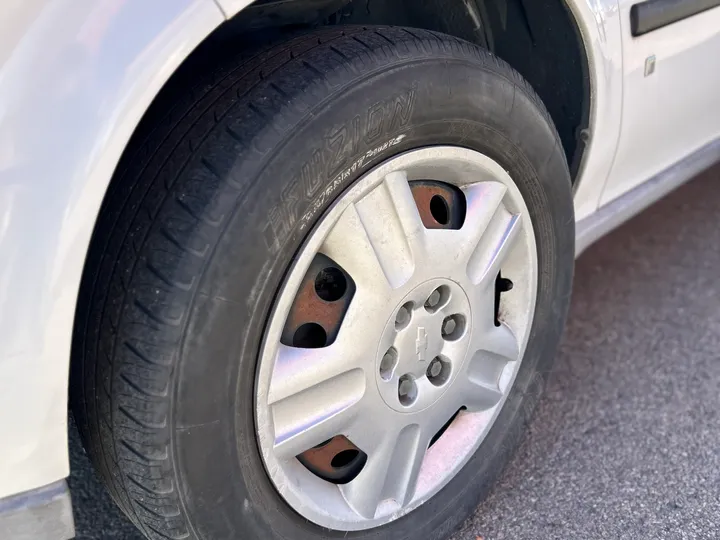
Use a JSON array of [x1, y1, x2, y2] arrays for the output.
[[428, 358, 443, 378], [425, 289, 441, 309], [398, 374, 417, 406], [379, 348, 398, 381], [424, 285, 450, 313], [427, 357, 450, 386], [441, 317, 457, 337], [441, 314, 465, 341], [395, 302, 413, 330]]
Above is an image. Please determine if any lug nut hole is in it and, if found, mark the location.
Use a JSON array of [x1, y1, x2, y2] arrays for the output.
[[427, 356, 452, 387], [395, 302, 414, 330], [441, 314, 466, 341], [314, 267, 347, 302], [293, 323, 327, 348], [425, 285, 450, 313], [379, 347, 399, 381], [398, 374, 418, 406], [430, 195, 450, 225]]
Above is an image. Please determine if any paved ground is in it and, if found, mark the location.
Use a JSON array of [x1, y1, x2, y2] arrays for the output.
[[69, 168, 720, 539]]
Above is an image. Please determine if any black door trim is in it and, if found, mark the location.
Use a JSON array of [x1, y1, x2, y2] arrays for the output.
[[631, 0, 720, 36]]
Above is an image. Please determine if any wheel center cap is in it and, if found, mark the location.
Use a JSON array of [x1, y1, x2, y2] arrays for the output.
[[375, 278, 472, 413]]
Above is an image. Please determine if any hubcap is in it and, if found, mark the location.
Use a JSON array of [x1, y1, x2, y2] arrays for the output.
[[255, 147, 538, 530]]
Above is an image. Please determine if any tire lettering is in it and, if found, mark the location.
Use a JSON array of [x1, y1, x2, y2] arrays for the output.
[[389, 84, 417, 130], [302, 149, 324, 198], [325, 125, 349, 180], [365, 102, 385, 143], [265, 84, 418, 253]]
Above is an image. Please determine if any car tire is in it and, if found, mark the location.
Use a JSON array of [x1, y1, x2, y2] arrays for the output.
[[71, 26, 574, 540]]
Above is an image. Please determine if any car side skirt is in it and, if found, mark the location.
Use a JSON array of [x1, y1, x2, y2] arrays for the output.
[[0, 481, 74, 540], [576, 135, 720, 256]]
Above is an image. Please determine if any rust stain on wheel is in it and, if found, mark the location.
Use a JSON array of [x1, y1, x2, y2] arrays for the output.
[[297, 435, 367, 485], [280, 254, 356, 348], [410, 181, 466, 229]]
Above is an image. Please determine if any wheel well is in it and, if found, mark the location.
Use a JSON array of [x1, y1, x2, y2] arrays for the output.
[[224, 0, 591, 181]]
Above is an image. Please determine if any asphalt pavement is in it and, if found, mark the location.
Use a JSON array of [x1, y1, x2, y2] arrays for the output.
[[69, 167, 720, 540]]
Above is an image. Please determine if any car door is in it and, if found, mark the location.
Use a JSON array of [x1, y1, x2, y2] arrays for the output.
[[600, 0, 720, 205]]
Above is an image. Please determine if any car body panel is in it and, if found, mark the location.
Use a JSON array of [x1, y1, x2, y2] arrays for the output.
[[601, 0, 720, 204], [214, 0, 255, 16], [0, 0, 718, 532], [0, 0, 224, 500], [564, 0, 624, 221]]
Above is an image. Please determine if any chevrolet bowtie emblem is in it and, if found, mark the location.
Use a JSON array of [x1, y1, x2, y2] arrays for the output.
[[415, 327, 428, 361]]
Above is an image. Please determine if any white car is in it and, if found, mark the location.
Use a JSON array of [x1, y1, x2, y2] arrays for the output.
[[1, 0, 718, 538]]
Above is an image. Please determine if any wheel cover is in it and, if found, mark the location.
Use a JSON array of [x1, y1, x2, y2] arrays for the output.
[[255, 147, 538, 530]]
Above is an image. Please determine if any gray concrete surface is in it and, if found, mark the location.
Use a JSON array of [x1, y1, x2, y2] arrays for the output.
[[68, 169, 720, 540]]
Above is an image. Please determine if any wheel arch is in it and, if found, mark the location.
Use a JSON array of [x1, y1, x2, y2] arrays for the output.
[[214, 0, 622, 218], [219, 0, 603, 185]]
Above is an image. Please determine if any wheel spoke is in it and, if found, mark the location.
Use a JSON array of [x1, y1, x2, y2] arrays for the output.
[[268, 341, 368, 459], [321, 204, 393, 292], [471, 212, 521, 284], [383, 424, 428, 507], [454, 182, 507, 257], [349, 170, 425, 289], [460, 182, 522, 285], [456, 324, 519, 412], [381, 170, 426, 252], [267, 343, 356, 404], [340, 429, 396, 519], [457, 359, 506, 412], [477, 322, 520, 361], [341, 423, 427, 518], [270, 367, 365, 458]]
